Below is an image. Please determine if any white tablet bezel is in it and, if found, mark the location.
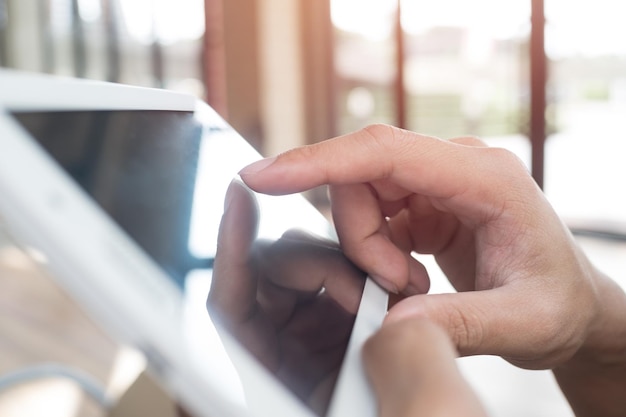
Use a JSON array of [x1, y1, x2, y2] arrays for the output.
[[0, 70, 387, 417]]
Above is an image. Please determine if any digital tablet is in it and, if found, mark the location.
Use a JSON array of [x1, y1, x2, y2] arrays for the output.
[[0, 70, 388, 417]]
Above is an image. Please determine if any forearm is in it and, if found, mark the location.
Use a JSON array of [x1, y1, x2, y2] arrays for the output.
[[553, 271, 626, 417]]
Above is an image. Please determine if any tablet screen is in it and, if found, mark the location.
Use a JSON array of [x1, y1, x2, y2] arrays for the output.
[[13, 107, 367, 416]]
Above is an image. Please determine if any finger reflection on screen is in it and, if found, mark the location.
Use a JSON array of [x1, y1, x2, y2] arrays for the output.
[[208, 179, 366, 416]]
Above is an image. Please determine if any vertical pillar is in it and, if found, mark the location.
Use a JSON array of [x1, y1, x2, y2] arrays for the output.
[[300, 0, 336, 143], [102, 0, 121, 83], [0, 0, 7, 65], [222, 0, 262, 149], [5, 0, 42, 71], [38, 0, 55, 73], [258, 0, 306, 156], [202, 0, 228, 117], [394, 0, 407, 129], [71, 0, 86, 78], [530, 0, 547, 188]]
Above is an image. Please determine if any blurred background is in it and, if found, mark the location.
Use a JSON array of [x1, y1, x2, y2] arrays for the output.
[[1, 0, 626, 416], [2, 0, 626, 224]]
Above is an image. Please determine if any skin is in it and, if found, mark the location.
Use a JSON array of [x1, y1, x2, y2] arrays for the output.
[[239, 124, 626, 416], [363, 318, 487, 417]]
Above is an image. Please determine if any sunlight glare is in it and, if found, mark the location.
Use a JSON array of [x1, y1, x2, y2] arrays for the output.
[[119, 0, 204, 44], [331, 0, 397, 41], [546, 0, 626, 58], [333, 0, 626, 58], [400, 0, 529, 39], [78, 0, 101, 22]]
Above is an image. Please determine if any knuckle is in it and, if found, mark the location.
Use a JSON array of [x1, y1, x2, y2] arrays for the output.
[[450, 135, 488, 147], [484, 147, 528, 173], [361, 124, 427, 172], [362, 123, 396, 141], [445, 305, 485, 354], [362, 124, 407, 150]]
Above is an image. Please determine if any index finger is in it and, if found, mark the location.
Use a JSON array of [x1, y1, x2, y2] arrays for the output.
[[239, 125, 541, 292], [239, 124, 535, 223]]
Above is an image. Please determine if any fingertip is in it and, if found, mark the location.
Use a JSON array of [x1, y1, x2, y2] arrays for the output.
[[370, 274, 400, 294], [362, 327, 383, 363], [383, 294, 430, 325], [384, 292, 493, 357], [369, 254, 421, 295], [341, 233, 411, 295], [383, 305, 413, 325], [238, 156, 277, 178], [239, 156, 292, 195], [366, 317, 488, 417], [405, 256, 430, 295]]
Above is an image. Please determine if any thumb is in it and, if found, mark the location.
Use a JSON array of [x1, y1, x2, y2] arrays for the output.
[[363, 319, 486, 417], [386, 290, 530, 359]]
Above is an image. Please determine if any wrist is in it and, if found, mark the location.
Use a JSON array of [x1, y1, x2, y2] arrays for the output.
[[553, 269, 626, 417], [572, 270, 626, 364]]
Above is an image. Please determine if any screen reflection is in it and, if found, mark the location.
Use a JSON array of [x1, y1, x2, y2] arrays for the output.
[[15, 104, 368, 416], [209, 180, 365, 416]]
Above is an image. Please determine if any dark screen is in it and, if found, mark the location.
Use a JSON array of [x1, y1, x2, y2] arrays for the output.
[[14, 108, 365, 416], [14, 110, 205, 286]]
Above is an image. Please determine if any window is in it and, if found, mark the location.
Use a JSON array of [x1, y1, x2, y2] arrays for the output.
[[0, 0, 205, 96], [332, 0, 397, 133], [331, 0, 626, 225], [544, 0, 626, 224]]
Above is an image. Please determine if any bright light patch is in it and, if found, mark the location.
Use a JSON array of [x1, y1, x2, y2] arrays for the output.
[[333, 0, 626, 58], [119, 0, 205, 44], [331, 0, 397, 41], [546, 0, 626, 58], [399, 0, 529, 39], [77, 0, 101, 22]]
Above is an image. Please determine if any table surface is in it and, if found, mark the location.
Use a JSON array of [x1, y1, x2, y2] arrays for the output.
[[0, 225, 119, 417]]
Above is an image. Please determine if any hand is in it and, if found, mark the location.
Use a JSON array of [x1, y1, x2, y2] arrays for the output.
[[207, 179, 367, 415], [363, 319, 487, 417], [239, 125, 626, 414]]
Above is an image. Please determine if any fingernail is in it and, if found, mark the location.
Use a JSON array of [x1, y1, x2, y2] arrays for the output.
[[404, 281, 428, 296], [371, 275, 399, 294], [239, 156, 277, 176]]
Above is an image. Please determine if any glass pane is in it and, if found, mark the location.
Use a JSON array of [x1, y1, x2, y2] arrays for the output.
[[402, 0, 530, 147], [117, 0, 205, 93], [331, 0, 397, 134], [545, 0, 626, 225], [1, 0, 204, 97]]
